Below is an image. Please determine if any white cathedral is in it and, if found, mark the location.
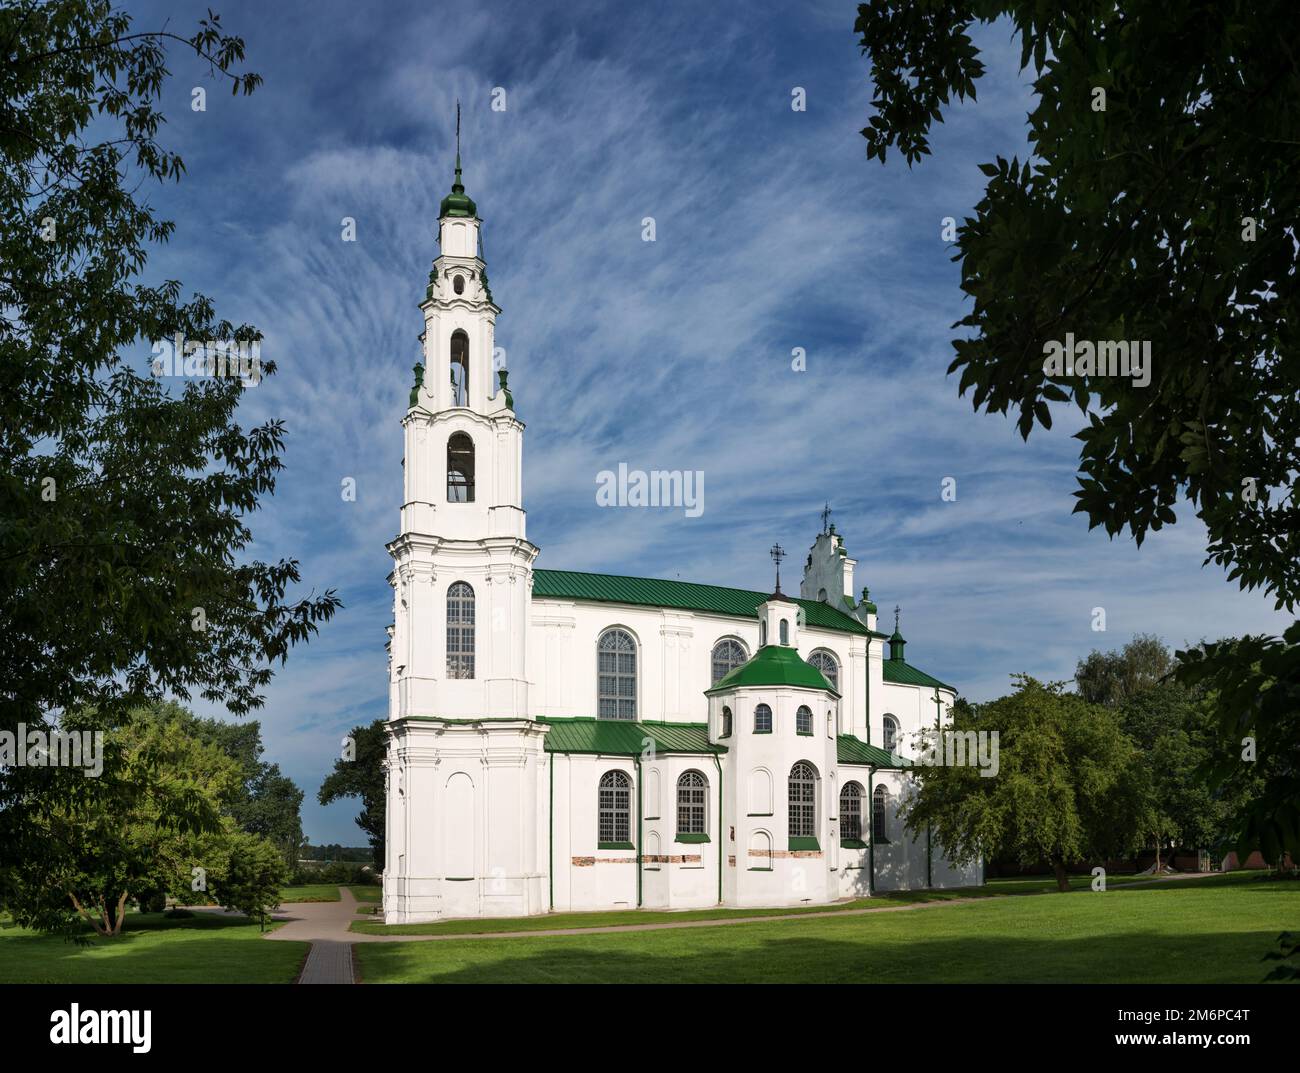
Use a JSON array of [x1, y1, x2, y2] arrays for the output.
[[381, 155, 981, 924]]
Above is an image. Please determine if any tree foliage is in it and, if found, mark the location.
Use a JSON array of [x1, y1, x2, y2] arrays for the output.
[[856, 0, 1300, 858], [0, 0, 339, 741], [904, 676, 1148, 890]]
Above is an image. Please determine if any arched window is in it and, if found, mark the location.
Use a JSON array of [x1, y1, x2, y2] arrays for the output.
[[818, 588, 828, 602], [446, 581, 475, 679], [597, 629, 637, 720], [759, 619, 767, 646], [450, 329, 469, 406], [711, 638, 748, 685], [720, 706, 733, 738], [873, 785, 890, 843], [598, 770, 631, 845], [796, 705, 813, 735], [447, 432, 475, 502], [788, 761, 817, 839], [841, 782, 863, 841], [676, 771, 708, 835], [809, 649, 838, 690], [779, 618, 789, 645], [882, 714, 900, 753], [452, 273, 465, 295], [754, 703, 772, 734]]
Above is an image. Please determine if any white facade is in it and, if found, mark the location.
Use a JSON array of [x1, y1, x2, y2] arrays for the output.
[[382, 165, 980, 924]]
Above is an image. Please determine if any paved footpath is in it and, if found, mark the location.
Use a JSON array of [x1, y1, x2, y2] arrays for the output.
[[265, 871, 1218, 983]]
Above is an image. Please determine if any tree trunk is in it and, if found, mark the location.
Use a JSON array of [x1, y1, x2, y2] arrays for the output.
[[1052, 858, 1070, 892], [1154, 840, 1162, 873], [111, 891, 128, 936]]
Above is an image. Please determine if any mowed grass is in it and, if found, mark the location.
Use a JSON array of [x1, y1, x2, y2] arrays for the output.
[[349, 872, 1166, 937], [0, 911, 309, 984], [278, 883, 342, 903], [354, 874, 1298, 984], [346, 884, 382, 902]]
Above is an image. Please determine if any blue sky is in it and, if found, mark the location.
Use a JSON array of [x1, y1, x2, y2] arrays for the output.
[[128, 0, 1291, 844]]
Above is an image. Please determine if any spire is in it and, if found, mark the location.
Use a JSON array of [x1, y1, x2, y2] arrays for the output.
[[439, 100, 478, 219], [889, 604, 906, 661]]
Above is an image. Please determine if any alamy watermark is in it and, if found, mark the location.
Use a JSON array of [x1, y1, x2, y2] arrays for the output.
[[916, 729, 1000, 778], [151, 334, 262, 386], [1042, 333, 1151, 388], [595, 463, 704, 518], [0, 724, 103, 777]]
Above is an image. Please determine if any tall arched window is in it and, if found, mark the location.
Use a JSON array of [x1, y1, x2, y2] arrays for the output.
[[788, 761, 817, 839], [840, 782, 863, 841], [759, 619, 767, 646], [450, 329, 469, 406], [720, 706, 733, 738], [676, 771, 708, 835], [882, 714, 900, 753], [779, 619, 789, 645], [598, 770, 631, 845], [597, 629, 637, 720], [711, 638, 749, 685], [809, 649, 839, 690], [446, 581, 475, 679], [873, 785, 890, 843], [447, 432, 475, 502], [754, 703, 772, 733], [796, 705, 813, 735]]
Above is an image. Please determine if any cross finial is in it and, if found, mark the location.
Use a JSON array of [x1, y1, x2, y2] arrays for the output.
[[455, 99, 461, 157], [820, 502, 832, 534], [894, 604, 901, 632], [769, 542, 786, 593]]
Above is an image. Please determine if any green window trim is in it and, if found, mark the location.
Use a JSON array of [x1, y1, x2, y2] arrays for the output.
[[747, 865, 774, 872], [597, 841, 636, 850], [840, 838, 867, 850], [747, 812, 774, 818], [796, 729, 814, 736], [788, 836, 820, 851], [753, 728, 772, 735], [675, 832, 710, 844]]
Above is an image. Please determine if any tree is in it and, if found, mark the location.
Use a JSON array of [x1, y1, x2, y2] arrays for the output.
[[137, 701, 305, 870], [904, 676, 1149, 891], [318, 719, 387, 868], [855, 1, 1300, 858], [0, 0, 339, 780], [1075, 634, 1173, 707], [3, 713, 243, 936], [208, 830, 287, 932]]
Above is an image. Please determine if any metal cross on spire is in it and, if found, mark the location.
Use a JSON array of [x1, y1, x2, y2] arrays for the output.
[[455, 98, 461, 157], [820, 502, 832, 534], [894, 604, 901, 633], [769, 543, 786, 593]]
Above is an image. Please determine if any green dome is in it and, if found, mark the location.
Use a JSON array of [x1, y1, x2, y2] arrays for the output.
[[439, 155, 477, 219], [705, 645, 838, 697]]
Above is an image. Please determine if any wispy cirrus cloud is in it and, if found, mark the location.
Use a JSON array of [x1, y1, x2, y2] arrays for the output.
[[129, 0, 1290, 842]]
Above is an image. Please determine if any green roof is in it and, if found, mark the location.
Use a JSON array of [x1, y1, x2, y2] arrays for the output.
[[836, 734, 909, 769], [533, 569, 882, 637], [538, 717, 724, 756], [705, 644, 838, 696], [883, 659, 954, 692]]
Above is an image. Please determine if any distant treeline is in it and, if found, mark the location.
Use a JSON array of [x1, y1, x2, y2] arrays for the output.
[[300, 843, 373, 863]]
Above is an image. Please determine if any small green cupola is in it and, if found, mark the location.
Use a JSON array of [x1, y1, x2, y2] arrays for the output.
[[888, 603, 906, 661], [439, 153, 478, 219]]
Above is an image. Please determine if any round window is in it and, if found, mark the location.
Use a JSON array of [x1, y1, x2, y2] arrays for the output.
[[453, 274, 465, 295]]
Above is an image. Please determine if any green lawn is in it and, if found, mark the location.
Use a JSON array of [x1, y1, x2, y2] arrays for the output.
[[278, 883, 343, 903], [346, 884, 382, 902], [354, 873, 1298, 983], [0, 911, 309, 984], [348, 872, 1176, 937]]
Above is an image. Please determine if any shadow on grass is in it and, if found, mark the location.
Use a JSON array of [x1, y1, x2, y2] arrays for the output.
[[357, 924, 1291, 985]]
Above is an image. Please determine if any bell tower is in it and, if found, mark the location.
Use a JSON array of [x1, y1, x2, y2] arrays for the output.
[[384, 127, 549, 923]]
